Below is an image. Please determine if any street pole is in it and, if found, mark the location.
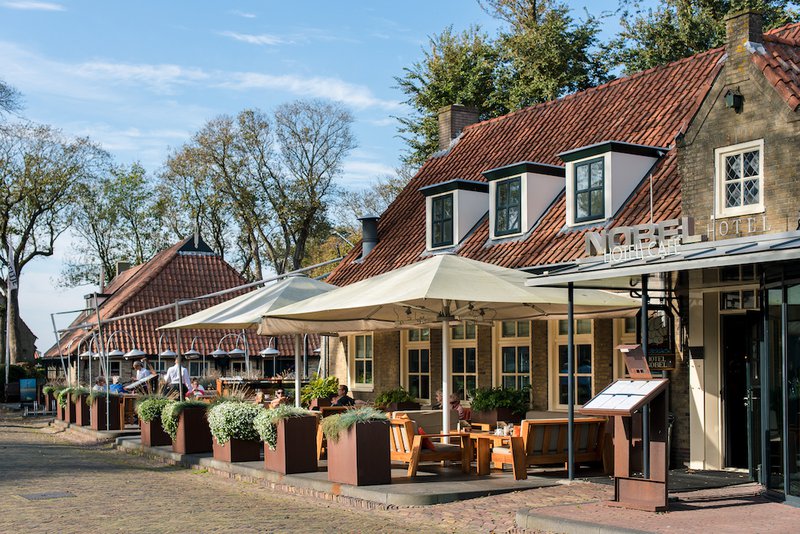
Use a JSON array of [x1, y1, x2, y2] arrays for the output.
[[175, 302, 184, 401], [567, 282, 575, 481], [94, 294, 110, 431], [5, 242, 15, 392]]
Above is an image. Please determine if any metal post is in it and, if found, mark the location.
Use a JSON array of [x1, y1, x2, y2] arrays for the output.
[[50, 313, 69, 386], [93, 295, 110, 431], [175, 303, 184, 401], [441, 313, 451, 436], [303, 333, 308, 379], [293, 334, 301, 408], [781, 287, 790, 496], [641, 273, 650, 479], [4, 244, 12, 391], [567, 282, 575, 481], [242, 329, 250, 376]]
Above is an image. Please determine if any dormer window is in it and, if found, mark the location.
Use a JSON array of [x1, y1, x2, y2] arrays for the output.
[[495, 177, 521, 236], [431, 193, 454, 247], [483, 162, 565, 240], [420, 179, 488, 251], [574, 158, 605, 223], [560, 141, 666, 227]]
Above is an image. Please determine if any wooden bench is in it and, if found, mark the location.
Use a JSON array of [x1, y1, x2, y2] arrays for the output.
[[491, 417, 606, 474], [389, 418, 472, 477]]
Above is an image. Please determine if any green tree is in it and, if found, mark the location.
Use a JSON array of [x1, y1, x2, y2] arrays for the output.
[[606, 1, 799, 74]]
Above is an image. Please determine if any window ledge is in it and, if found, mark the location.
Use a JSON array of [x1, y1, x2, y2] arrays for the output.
[[350, 384, 374, 393], [715, 206, 765, 219]]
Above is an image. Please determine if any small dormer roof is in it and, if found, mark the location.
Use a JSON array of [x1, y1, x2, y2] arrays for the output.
[[482, 161, 565, 181], [558, 141, 668, 162], [419, 179, 489, 197]]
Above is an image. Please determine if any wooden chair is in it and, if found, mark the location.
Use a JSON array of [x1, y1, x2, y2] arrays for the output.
[[388, 418, 472, 477], [491, 417, 606, 472]]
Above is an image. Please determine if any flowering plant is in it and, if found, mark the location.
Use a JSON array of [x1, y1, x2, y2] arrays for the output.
[[160, 400, 207, 439], [136, 395, 171, 422], [206, 400, 263, 445], [254, 405, 314, 450]]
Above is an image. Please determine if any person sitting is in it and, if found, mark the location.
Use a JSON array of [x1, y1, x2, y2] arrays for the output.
[[269, 389, 290, 409], [449, 393, 465, 420], [92, 377, 106, 392], [432, 389, 444, 410], [109, 376, 125, 394], [186, 378, 206, 398], [331, 384, 355, 407]]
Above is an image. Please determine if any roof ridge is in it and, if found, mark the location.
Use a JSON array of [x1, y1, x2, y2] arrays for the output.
[[764, 33, 800, 47], [767, 21, 800, 36]]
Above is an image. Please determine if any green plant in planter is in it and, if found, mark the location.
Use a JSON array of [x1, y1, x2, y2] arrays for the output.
[[374, 387, 415, 410], [320, 407, 387, 443], [207, 401, 263, 445], [43, 384, 58, 396], [56, 387, 74, 407], [254, 405, 314, 450], [160, 400, 207, 440], [86, 390, 120, 406], [300, 374, 338, 407], [470, 387, 530, 416], [70, 386, 90, 403], [136, 395, 172, 423]]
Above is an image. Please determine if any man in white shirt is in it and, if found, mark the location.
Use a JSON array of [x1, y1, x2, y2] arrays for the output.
[[163, 357, 191, 396]]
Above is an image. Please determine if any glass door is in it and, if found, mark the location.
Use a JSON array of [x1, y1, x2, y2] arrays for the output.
[[786, 285, 800, 498]]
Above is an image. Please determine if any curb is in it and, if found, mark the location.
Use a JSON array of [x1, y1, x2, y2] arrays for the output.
[[515, 509, 652, 534]]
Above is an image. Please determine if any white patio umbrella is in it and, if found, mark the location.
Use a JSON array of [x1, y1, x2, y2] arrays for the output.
[[160, 275, 338, 407], [259, 254, 638, 432]]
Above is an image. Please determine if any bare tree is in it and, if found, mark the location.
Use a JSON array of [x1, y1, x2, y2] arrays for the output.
[[0, 80, 22, 118]]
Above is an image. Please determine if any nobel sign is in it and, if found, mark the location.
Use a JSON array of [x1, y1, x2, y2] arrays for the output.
[[585, 217, 694, 263]]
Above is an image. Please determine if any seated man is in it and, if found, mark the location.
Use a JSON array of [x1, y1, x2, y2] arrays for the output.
[[331, 384, 354, 407], [92, 377, 106, 392], [109, 376, 126, 394]]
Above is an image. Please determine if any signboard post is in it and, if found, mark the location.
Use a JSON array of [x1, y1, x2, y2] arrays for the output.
[[19, 378, 37, 405]]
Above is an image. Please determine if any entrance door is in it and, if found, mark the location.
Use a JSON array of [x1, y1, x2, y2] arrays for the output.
[[722, 313, 761, 471]]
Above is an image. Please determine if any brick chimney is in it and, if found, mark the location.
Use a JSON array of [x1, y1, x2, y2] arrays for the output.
[[725, 10, 763, 85], [437, 104, 479, 151]]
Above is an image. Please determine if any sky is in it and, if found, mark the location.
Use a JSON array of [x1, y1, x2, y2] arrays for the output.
[[0, 0, 638, 351]]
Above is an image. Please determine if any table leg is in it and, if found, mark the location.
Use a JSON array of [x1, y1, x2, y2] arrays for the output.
[[477, 438, 490, 475], [509, 436, 527, 480]]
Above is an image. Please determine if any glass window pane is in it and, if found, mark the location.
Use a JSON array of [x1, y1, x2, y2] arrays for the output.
[[743, 178, 759, 206], [420, 376, 430, 399], [509, 179, 520, 202], [519, 346, 530, 373], [577, 319, 592, 334], [466, 376, 477, 396], [576, 191, 589, 219], [409, 376, 420, 399], [443, 222, 453, 244], [726, 181, 741, 208], [453, 376, 465, 398], [577, 376, 592, 404], [502, 347, 516, 372], [743, 150, 759, 177], [590, 190, 603, 217], [577, 345, 592, 373], [451, 324, 464, 340], [409, 329, 419, 342], [365, 361, 373, 384], [466, 348, 477, 373], [420, 349, 429, 372], [408, 349, 419, 372], [725, 154, 741, 181], [559, 377, 568, 405], [365, 336, 372, 358], [558, 320, 568, 336], [503, 376, 515, 389], [452, 348, 464, 373], [443, 195, 452, 218], [466, 322, 476, 339], [590, 160, 604, 186], [508, 207, 520, 232], [502, 321, 516, 337], [421, 329, 430, 341], [355, 336, 364, 358], [520, 376, 530, 389], [558, 345, 568, 372], [517, 321, 530, 337], [576, 163, 589, 190]]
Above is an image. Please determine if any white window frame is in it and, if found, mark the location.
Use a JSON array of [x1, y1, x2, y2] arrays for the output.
[[348, 333, 374, 392], [493, 320, 532, 390], [714, 139, 764, 218], [566, 154, 610, 227], [429, 193, 455, 249], [400, 328, 431, 402], [548, 319, 594, 410], [450, 322, 478, 400]]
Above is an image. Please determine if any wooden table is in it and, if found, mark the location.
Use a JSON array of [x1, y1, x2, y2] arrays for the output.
[[468, 431, 527, 480]]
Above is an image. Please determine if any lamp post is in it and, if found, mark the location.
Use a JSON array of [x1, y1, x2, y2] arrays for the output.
[[183, 336, 206, 378], [105, 330, 143, 383], [215, 332, 248, 378], [156, 332, 177, 373]]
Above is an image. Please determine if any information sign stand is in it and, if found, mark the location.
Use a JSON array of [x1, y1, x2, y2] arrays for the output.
[[579, 344, 669, 512]]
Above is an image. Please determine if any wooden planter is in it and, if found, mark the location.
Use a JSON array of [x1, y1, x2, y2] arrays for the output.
[[75, 394, 91, 426], [172, 405, 212, 454], [44, 392, 54, 412], [470, 408, 522, 426], [140, 418, 171, 447], [213, 437, 261, 462], [309, 397, 331, 410], [65, 394, 76, 424], [90, 395, 121, 431], [326, 420, 390, 486], [56, 399, 64, 420], [383, 401, 420, 412], [264, 415, 318, 474]]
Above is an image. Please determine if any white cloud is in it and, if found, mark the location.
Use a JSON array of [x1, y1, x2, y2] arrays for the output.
[[341, 159, 396, 186], [219, 31, 285, 46], [230, 10, 256, 19], [3, 1, 64, 11], [75, 61, 209, 93]]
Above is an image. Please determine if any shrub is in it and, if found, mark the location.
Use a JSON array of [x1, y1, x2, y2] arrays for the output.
[[207, 401, 263, 445], [86, 390, 119, 406], [160, 400, 207, 440], [43, 384, 57, 395], [254, 405, 314, 450], [56, 387, 73, 407], [320, 407, 387, 443], [70, 387, 90, 403], [469, 387, 529, 416], [374, 387, 415, 410], [300, 374, 338, 407], [136, 395, 172, 423]]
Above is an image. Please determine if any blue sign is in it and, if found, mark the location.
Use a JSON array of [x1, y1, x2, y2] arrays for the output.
[[20, 378, 37, 403]]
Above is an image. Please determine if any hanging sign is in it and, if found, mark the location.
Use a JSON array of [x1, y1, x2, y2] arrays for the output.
[[637, 308, 677, 371], [585, 217, 694, 263]]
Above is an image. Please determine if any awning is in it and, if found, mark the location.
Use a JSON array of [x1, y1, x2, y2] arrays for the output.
[[525, 229, 800, 287]]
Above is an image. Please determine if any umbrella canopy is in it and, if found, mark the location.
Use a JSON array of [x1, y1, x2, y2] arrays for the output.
[[259, 254, 638, 335], [161, 276, 337, 330]]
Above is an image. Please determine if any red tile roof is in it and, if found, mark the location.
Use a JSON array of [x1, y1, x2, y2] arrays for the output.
[[328, 23, 800, 287], [755, 32, 800, 111], [45, 237, 317, 359]]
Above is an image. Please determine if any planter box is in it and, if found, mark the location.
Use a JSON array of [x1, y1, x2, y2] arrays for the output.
[[264, 415, 318, 474], [213, 437, 261, 463], [90, 395, 121, 431], [470, 408, 522, 426], [309, 397, 331, 410], [383, 401, 420, 412], [75, 394, 91, 426], [56, 401, 64, 420], [141, 418, 171, 447], [65, 394, 76, 424], [172, 406, 212, 454], [326, 420, 390, 486], [44, 392, 54, 412]]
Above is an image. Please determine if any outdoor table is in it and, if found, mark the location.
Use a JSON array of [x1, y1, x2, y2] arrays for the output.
[[468, 431, 527, 480]]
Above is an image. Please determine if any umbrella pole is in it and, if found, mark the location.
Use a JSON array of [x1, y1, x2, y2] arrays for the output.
[[567, 282, 575, 481], [294, 334, 301, 408], [441, 309, 451, 438]]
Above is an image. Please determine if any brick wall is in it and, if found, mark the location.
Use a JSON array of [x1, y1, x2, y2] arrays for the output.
[[593, 319, 614, 394], [531, 321, 549, 410]]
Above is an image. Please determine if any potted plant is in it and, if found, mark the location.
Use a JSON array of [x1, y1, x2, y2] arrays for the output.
[[321, 407, 390, 486], [87, 391, 122, 431], [301, 375, 338, 410], [255, 405, 318, 474], [469, 387, 529, 426], [136, 395, 173, 446], [161, 400, 213, 454], [59, 387, 77, 423], [374, 387, 420, 412], [54, 386, 68, 419], [72, 387, 91, 426], [42, 384, 59, 412], [207, 400, 263, 462]]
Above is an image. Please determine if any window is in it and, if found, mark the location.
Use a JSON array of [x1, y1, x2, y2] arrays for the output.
[[715, 140, 764, 217], [230, 361, 248, 375], [497, 321, 532, 390], [431, 194, 454, 248], [452, 347, 477, 399], [550, 320, 594, 409], [495, 177, 521, 236], [189, 361, 211, 377], [351, 334, 373, 388], [558, 319, 592, 336], [108, 361, 121, 377], [404, 329, 430, 400], [451, 322, 476, 340], [574, 158, 604, 222]]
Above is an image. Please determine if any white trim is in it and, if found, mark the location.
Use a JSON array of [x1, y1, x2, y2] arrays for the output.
[[347, 332, 374, 392], [426, 191, 455, 250], [449, 321, 478, 399], [714, 139, 765, 219], [493, 320, 533, 389], [566, 154, 610, 227], [547, 319, 595, 411], [400, 328, 432, 402], [489, 175, 525, 239]]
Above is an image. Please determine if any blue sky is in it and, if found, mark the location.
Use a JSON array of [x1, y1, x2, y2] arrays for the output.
[[1, 0, 638, 350]]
